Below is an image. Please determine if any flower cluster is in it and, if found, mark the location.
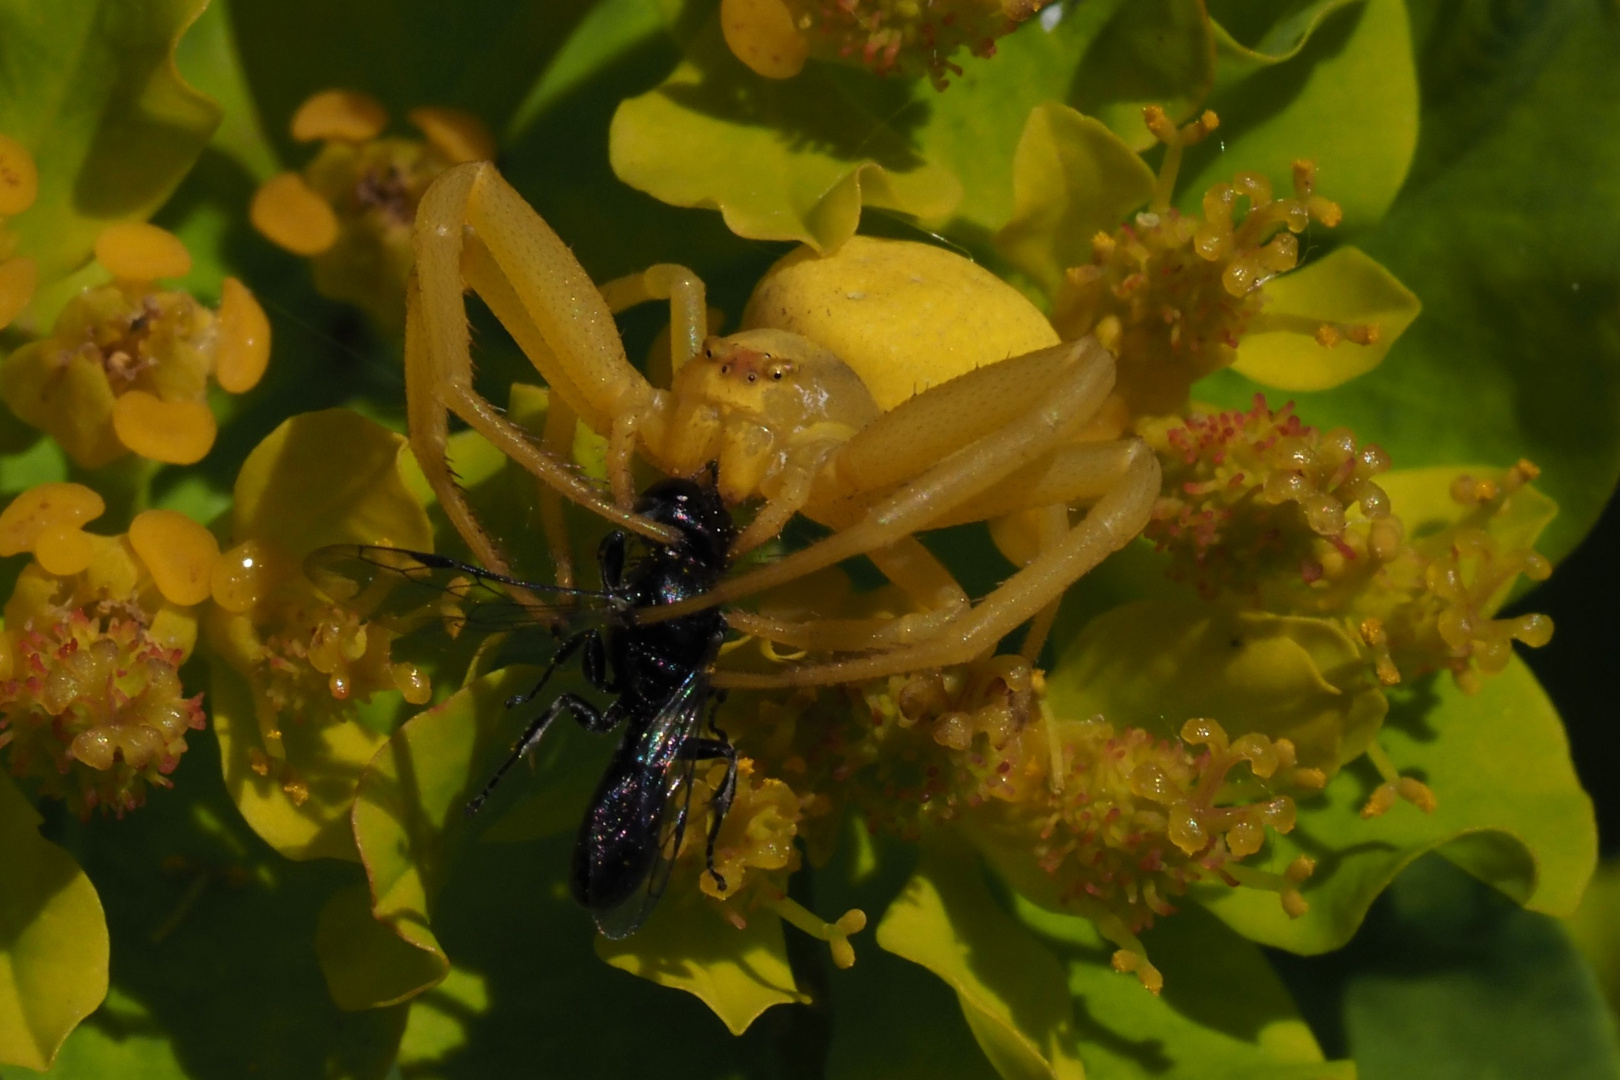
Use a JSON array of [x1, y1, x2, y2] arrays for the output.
[[1142, 395, 1398, 607], [0, 223, 269, 466], [721, 0, 1044, 87], [207, 538, 430, 804], [1052, 109, 1360, 419], [250, 89, 493, 329], [730, 654, 1318, 990], [0, 485, 215, 815], [0, 133, 37, 330], [1355, 461, 1554, 692], [1141, 400, 1554, 691]]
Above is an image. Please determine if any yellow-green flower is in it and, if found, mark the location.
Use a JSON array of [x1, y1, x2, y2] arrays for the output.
[[0, 223, 270, 467], [0, 483, 218, 816], [249, 89, 494, 330]]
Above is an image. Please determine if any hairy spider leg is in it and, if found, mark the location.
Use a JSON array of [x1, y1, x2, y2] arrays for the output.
[[409, 162, 682, 557]]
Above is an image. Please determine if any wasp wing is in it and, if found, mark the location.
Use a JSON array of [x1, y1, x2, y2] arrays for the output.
[[305, 544, 624, 639], [591, 668, 720, 940]]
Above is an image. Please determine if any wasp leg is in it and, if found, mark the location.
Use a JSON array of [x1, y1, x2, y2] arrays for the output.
[[678, 735, 738, 892]]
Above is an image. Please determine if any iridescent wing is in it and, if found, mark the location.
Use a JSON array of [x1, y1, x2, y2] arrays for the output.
[[305, 543, 625, 639], [591, 668, 718, 940]]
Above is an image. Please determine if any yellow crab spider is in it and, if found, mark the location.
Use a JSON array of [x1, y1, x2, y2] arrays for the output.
[[407, 161, 1159, 687]]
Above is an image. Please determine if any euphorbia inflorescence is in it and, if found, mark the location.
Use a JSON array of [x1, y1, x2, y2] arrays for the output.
[[0, 223, 269, 466], [1053, 108, 1365, 420], [250, 89, 494, 329], [721, 0, 1045, 87]]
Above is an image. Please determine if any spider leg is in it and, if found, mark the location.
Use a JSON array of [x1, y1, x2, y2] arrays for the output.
[[410, 162, 680, 547], [711, 441, 1160, 688]]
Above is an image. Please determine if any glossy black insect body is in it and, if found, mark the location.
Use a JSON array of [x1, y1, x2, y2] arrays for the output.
[[312, 477, 739, 938]]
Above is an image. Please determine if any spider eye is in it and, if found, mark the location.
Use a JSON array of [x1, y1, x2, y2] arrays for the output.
[[704, 347, 713, 359], [746, 372, 757, 383], [720, 364, 730, 375], [771, 369, 784, 381]]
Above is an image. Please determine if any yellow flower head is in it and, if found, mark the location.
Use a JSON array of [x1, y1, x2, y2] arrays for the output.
[[204, 410, 433, 805], [0, 484, 218, 816], [1142, 395, 1398, 606], [249, 89, 494, 329], [721, 0, 1044, 88], [739, 655, 1319, 988], [0, 132, 39, 330], [1053, 109, 1362, 420], [0, 223, 270, 467]]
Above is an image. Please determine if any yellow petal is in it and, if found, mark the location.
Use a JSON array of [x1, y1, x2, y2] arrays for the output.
[[94, 222, 192, 281], [111, 390, 217, 465], [0, 255, 36, 330], [291, 89, 388, 143], [0, 133, 38, 216], [408, 106, 496, 164], [251, 173, 339, 256], [721, 0, 809, 79], [215, 276, 272, 392], [33, 524, 95, 576], [129, 509, 221, 606], [0, 483, 106, 557]]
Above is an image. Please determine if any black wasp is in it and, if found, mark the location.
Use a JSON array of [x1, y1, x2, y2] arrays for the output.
[[308, 477, 739, 939]]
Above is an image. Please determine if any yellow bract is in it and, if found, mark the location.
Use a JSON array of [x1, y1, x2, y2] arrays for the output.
[[291, 88, 389, 143], [250, 173, 340, 256], [0, 132, 38, 216], [0, 483, 105, 563], [0, 223, 270, 467], [720, 0, 809, 79], [94, 222, 192, 280], [0, 132, 38, 330]]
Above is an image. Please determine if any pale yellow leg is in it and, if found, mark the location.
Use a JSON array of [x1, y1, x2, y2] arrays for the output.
[[410, 162, 679, 545], [711, 442, 1160, 689]]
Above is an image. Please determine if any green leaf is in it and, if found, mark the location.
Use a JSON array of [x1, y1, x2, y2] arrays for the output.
[[610, 21, 961, 252], [1046, 599, 1390, 773], [1013, 892, 1352, 1080], [907, 0, 1212, 236], [1567, 859, 1620, 1018], [0, 775, 108, 1071], [225, 0, 610, 163], [0, 0, 221, 304], [1, 732, 406, 1079], [349, 666, 542, 1005], [993, 103, 1157, 295], [596, 883, 806, 1035], [1065, 0, 1217, 149], [1233, 245, 1421, 391], [1206, 0, 1365, 84], [1197, 655, 1596, 954], [316, 885, 448, 1011], [1298, 855, 1620, 1080], [878, 834, 1084, 1080], [1196, 0, 1620, 563], [1178, 0, 1417, 231], [228, 408, 431, 558]]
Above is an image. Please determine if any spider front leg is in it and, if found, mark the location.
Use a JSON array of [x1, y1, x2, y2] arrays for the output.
[[714, 440, 1161, 688], [597, 264, 710, 507], [409, 161, 681, 551]]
